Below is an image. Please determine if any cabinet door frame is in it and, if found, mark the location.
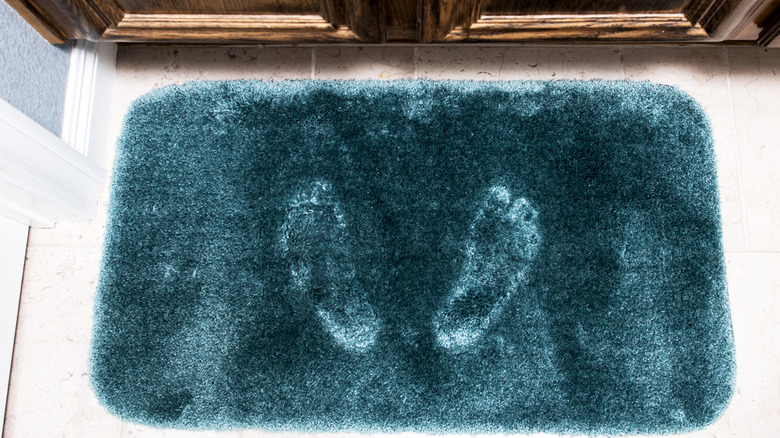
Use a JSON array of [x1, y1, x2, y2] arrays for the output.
[[3, 0, 387, 44], [419, 0, 761, 42]]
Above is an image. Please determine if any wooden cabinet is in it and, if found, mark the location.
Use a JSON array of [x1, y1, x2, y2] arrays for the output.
[[425, 0, 711, 42], [6, 0, 780, 45], [5, 0, 386, 43]]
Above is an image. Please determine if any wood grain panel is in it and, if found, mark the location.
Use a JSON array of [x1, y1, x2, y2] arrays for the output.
[[685, 0, 766, 38], [3, 0, 68, 42], [725, 0, 778, 40], [3, 0, 120, 40], [442, 13, 710, 41], [703, 0, 736, 31], [385, 0, 417, 40], [420, 0, 746, 42], [113, 0, 321, 14], [420, 0, 481, 42], [341, 0, 386, 42], [685, 0, 714, 23], [3, 0, 386, 43], [485, 0, 687, 14], [758, 4, 780, 44], [318, 0, 342, 25]]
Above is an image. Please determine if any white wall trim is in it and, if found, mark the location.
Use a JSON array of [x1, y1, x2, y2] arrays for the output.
[[0, 98, 105, 228], [62, 41, 117, 166]]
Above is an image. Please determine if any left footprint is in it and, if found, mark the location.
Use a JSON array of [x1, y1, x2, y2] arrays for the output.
[[279, 180, 380, 353]]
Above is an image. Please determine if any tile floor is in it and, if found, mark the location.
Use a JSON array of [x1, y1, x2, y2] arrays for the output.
[[4, 45, 779, 438]]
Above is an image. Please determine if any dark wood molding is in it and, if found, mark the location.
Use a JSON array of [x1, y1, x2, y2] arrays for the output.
[[420, 0, 722, 42], [685, 0, 715, 25], [342, 0, 387, 42], [758, 5, 780, 45], [385, 0, 416, 41], [102, 14, 364, 42], [3, 0, 384, 43], [419, 0, 481, 42], [4, 0, 124, 40], [684, 0, 770, 39], [90, 0, 123, 27], [441, 13, 710, 42], [699, 0, 738, 32], [4, 0, 68, 42], [318, 0, 341, 26]]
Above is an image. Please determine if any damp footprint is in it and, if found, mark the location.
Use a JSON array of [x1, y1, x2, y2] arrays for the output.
[[280, 180, 381, 353], [434, 186, 542, 353]]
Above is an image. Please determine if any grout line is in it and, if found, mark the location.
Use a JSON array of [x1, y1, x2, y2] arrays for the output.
[[619, 45, 626, 80], [497, 47, 506, 80], [725, 249, 780, 253], [414, 46, 419, 79], [279, 42, 753, 48], [120, 421, 127, 438], [724, 46, 752, 250], [311, 47, 316, 79], [26, 243, 103, 249], [1, 226, 30, 438]]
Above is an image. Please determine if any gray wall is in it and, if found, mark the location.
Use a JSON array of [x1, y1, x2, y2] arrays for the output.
[[0, 1, 72, 136]]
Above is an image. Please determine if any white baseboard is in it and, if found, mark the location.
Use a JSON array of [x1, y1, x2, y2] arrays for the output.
[[0, 216, 28, 430], [0, 41, 114, 228], [0, 98, 105, 228], [62, 41, 117, 167]]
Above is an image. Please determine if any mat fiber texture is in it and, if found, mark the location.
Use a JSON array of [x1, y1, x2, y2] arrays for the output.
[[91, 80, 735, 435]]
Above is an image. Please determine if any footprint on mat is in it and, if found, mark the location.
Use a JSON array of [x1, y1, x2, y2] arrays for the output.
[[434, 186, 542, 353], [279, 180, 380, 353]]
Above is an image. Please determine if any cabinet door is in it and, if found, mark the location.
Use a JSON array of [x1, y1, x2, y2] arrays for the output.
[[4, 0, 386, 43], [420, 0, 743, 42]]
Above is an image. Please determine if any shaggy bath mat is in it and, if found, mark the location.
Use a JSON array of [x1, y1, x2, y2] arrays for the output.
[[91, 80, 735, 435]]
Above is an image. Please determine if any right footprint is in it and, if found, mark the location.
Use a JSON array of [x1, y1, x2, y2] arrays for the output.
[[434, 186, 542, 353]]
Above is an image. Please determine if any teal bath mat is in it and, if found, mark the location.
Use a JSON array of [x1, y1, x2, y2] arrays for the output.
[[92, 80, 735, 435]]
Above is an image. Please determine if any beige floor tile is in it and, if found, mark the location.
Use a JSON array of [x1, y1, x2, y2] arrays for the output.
[[727, 48, 780, 250], [242, 431, 581, 438], [417, 46, 507, 80], [25, 208, 107, 248], [708, 252, 780, 436], [125, 424, 239, 437], [622, 46, 747, 251], [418, 46, 623, 81], [117, 46, 312, 86], [242, 432, 365, 438], [3, 247, 121, 438], [314, 46, 415, 79], [500, 46, 624, 80], [241, 432, 514, 438]]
